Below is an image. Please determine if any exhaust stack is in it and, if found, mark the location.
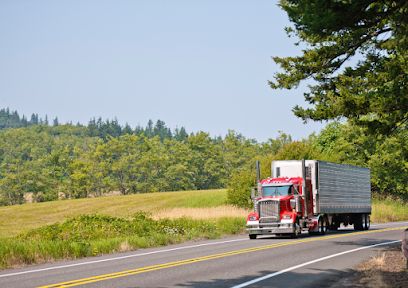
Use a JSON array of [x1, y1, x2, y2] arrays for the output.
[[256, 160, 261, 184], [302, 159, 308, 217]]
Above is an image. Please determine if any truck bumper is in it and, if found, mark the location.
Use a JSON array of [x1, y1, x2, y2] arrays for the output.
[[246, 222, 295, 235]]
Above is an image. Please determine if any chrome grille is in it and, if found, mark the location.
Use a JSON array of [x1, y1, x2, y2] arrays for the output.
[[259, 200, 280, 223]]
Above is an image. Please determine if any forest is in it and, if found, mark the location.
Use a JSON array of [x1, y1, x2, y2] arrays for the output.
[[0, 108, 406, 206]]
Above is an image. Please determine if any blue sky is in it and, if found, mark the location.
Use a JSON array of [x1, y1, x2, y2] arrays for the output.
[[0, 0, 325, 141]]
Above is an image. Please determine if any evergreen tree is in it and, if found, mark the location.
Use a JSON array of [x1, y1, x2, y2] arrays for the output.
[[271, 0, 408, 135], [174, 127, 188, 141], [122, 123, 133, 135], [145, 120, 154, 137], [30, 114, 39, 125]]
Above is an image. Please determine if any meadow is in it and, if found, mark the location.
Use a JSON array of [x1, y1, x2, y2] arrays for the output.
[[0, 189, 247, 238], [0, 189, 247, 268]]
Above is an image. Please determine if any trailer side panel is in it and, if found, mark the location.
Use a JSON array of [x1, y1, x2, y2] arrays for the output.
[[317, 161, 371, 214]]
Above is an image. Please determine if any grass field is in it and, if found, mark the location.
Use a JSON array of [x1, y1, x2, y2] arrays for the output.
[[371, 197, 408, 223], [0, 189, 247, 238], [0, 189, 248, 268], [1, 190, 407, 238]]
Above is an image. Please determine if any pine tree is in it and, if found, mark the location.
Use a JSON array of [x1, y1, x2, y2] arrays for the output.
[[30, 114, 39, 125], [145, 120, 154, 137], [123, 123, 133, 135], [271, 0, 408, 135]]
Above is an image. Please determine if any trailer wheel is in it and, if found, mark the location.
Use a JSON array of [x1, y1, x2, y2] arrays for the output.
[[353, 214, 364, 231], [249, 234, 257, 240], [363, 214, 370, 230], [329, 222, 339, 231]]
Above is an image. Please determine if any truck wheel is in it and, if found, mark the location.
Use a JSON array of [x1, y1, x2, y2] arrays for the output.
[[318, 217, 327, 235], [329, 223, 339, 231], [353, 214, 364, 231], [364, 214, 370, 230], [249, 234, 257, 240], [291, 220, 301, 238], [328, 217, 340, 231]]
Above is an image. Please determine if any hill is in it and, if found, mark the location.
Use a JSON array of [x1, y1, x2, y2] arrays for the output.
[[0, 189, 247, 238]]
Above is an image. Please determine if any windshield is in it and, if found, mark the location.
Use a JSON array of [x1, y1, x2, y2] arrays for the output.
[[262, 185, 292, 197]]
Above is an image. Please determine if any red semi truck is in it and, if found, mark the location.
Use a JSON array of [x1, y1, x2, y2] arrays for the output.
[[247, 160, 371, 239]]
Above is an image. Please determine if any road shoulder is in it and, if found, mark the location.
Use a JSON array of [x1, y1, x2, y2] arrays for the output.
[[331, 244, 407, 288]]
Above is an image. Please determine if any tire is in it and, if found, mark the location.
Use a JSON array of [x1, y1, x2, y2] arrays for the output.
[[249, 234, 257, 240], [318, 217, 327, 235], [364, 214, 370, 230], [328, 217, 340, 231], [329, 224, 339, 231], [353, 214, 364, 231], [291, 220, 301, 238]]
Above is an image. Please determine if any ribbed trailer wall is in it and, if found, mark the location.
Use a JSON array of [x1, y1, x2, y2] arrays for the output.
[[317, 161, 371, 214]]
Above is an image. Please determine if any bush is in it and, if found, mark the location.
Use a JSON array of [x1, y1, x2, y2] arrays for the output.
[[227, 169, 254, 209]]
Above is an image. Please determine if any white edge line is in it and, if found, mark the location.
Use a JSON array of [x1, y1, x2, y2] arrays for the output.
[[231, 240, 402, 288], [0, 238, 247, 278]]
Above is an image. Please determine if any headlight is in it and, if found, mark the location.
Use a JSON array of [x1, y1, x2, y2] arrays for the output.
[[247, 212, 259, 222]]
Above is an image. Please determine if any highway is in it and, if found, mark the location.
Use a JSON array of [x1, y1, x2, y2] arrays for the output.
[[1, 221, 407, 288]]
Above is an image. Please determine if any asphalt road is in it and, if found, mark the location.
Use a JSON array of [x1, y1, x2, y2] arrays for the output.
[[1, 221, 407, 288]]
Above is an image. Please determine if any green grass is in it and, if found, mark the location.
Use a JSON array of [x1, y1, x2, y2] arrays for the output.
[[0, 213, 244, 269], [0, 189, 245, 269], [0, 189, 228, 238], [371, 197, 408, 223]]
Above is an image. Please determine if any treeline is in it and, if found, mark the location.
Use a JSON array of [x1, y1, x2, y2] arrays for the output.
[[0, 108, 54, 129], [0, 123, 266, 205], [0, 108, 406, 206], [0, 108, 189, 141]]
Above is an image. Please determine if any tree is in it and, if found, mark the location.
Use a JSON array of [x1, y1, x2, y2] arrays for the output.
[[271, 1, 408, 135], [145, 120, 154, 137], [314, 121, 408, 198], [122, 123, 133, 135], [30, 114, 39, 125], [174, 127, 188, 141], [153, 120, 172, 140]]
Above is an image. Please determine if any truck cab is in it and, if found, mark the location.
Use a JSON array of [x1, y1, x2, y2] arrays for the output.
[[247, 177, 306, 239]]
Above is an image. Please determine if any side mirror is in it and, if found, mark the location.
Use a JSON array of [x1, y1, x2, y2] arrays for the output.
[[291, 195, 302, 213], [290, 198, 296, 210], [251, 188, 256, 200]]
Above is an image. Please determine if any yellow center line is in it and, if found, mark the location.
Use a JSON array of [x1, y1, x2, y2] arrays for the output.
[[39, 226, 407, 288]]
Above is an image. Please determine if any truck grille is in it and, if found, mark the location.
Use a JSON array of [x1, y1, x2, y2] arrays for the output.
[[259, 200, 280, 223]]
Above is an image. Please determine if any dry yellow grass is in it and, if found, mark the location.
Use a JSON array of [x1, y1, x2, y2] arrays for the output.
[[119, 240, 132, 252], [354, 247, 408, 288], [371, 198, 408, 223], [154, 205, 249, 220], [359, 253, 387, 270]]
